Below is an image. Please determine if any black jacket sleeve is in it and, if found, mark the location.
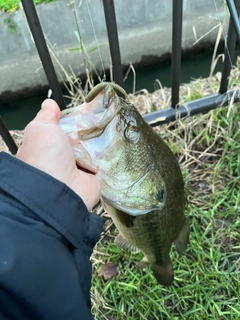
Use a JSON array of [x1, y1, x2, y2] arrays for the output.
[[0, 152, 105, 320]]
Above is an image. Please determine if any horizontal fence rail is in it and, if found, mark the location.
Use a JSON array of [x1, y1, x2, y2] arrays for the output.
[[143, 89, 240, 126]]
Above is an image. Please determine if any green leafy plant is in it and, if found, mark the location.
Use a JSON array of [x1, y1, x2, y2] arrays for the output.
[[3, 16, 17, 32], [0, 0, 19, 12], [0, 0, 56, 12]]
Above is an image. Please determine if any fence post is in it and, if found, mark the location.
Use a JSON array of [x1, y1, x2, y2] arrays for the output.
[[219, 0, 240, 94], [226, 0, 240, 43], [171, 0, 183, 109], [21, 0, 66, 110], [0, 117, 18, 155], [102, 0, 124, 90]]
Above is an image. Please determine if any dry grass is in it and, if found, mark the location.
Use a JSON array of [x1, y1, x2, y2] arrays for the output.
[[0, 130, 23, 153]]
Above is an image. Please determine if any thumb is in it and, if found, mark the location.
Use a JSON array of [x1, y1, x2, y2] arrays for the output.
[[35, 99, 61, 123]]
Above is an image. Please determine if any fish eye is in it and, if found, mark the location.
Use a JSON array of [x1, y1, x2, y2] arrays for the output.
[[125, 125, 140, 142]]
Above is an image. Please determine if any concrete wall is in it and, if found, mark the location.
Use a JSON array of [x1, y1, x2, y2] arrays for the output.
[[0, 0, 227, 101]]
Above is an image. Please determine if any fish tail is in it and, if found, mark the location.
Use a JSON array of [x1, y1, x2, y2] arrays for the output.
[[151, 261, 174, 286]]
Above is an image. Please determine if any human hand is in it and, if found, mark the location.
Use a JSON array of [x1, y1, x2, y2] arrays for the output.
[[16, 99, 100, 210]]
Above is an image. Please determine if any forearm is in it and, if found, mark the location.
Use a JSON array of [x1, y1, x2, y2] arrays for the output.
[[0, 152, 104, 320]]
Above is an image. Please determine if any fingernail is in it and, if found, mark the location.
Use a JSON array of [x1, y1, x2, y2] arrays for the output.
[[41, 99, 52, 109]]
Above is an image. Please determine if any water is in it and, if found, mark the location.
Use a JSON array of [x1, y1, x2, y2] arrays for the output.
[[125, 45, 240, 92], [1, 45, 239, 130]]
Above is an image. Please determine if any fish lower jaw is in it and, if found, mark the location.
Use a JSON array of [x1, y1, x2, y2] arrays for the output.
[[101, 197, 154, 216], [76, 162, 98, 175]]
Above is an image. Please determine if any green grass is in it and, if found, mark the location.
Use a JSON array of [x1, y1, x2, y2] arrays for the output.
[[90, 85, 240, 319], [0, 0, 56, 12]]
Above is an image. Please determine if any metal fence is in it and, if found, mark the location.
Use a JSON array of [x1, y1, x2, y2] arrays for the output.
[[0, 0, 240, 154]]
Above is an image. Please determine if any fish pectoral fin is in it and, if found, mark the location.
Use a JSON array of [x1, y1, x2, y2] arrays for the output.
[[151, 261, 174, 286], [114, 234, 140, 253], [174, 218, 190, 256]]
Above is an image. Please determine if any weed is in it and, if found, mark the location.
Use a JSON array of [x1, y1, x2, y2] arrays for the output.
[[3, 17, 17, 33], [0, 0, 56, 12]]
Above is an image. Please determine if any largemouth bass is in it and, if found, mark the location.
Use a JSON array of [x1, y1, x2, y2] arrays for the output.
[[59, 83, 189, 286]]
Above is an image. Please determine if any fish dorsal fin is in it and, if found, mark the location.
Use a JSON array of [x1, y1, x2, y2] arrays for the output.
[[114, 234, 140, 253], [174, 218, 190, 256]]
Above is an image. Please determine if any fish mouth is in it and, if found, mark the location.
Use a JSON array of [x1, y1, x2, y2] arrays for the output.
[[62, 129, 99, 174], [76, 162, 97, 175], [59, 84, 120, 139], [59, 84, 121, 175]]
